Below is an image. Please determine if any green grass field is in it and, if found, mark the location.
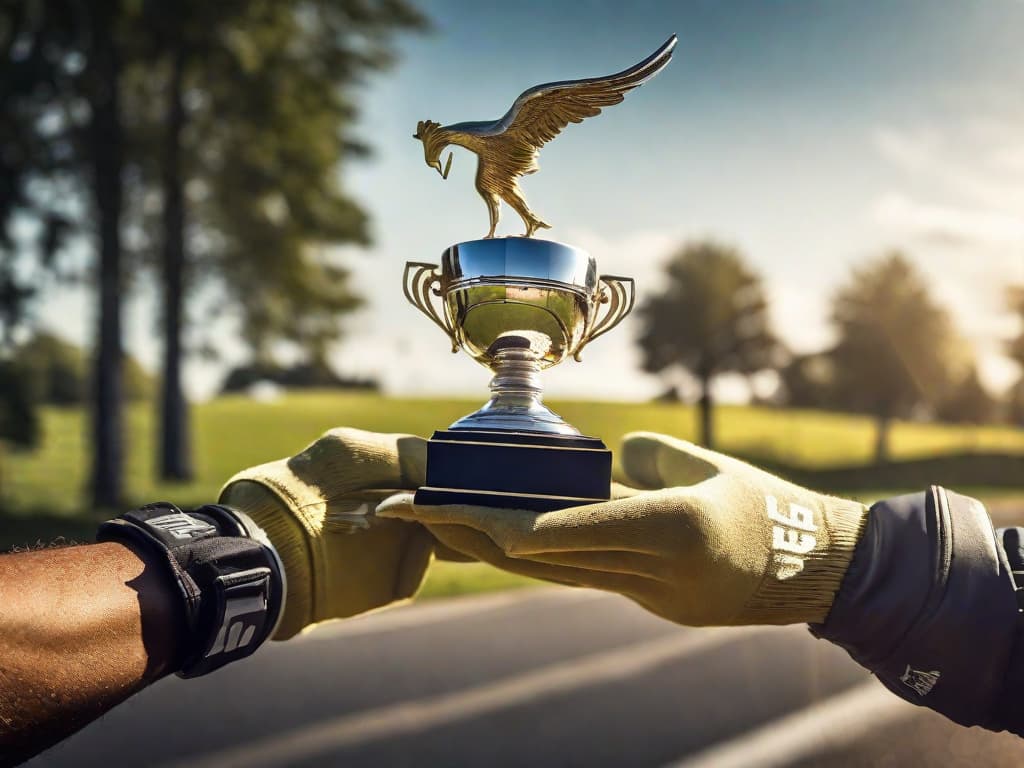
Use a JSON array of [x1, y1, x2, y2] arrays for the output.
[[3, 391, 1023, 595], [5, 390, 1024, 515]]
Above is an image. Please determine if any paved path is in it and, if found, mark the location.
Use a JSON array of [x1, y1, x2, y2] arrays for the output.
[[26, 584, 1024, 767]]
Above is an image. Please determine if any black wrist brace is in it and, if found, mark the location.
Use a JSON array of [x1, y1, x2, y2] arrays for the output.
[[98, 502, 286, 678]]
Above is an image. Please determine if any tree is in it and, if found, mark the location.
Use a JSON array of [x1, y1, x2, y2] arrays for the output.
[[15, 331, 153, 406], [1, 1, 131, 505], [1007, 286, 1024, 372], [0, 1, 76, 343], [636, 241, 779, 448], [777, 352, 838, 410], [1007, 286, 1024, 427], [219, 359, 378, 393], [1008, 379, 1024, 427], [129, 0, 424, 480], [145, 1, 197, 482], [191, 0, 425, 362], [0, 2, 77, 450], [17, 332, 83, 406], [829, 253, 960, 462], [935, 364, 996, 424], [0, 359, 38, 449], [84, 0, 129, 508]]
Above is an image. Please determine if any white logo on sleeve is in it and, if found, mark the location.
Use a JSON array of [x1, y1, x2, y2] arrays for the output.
[[766, 495, 818, 580], [900, 665, 941, 697]]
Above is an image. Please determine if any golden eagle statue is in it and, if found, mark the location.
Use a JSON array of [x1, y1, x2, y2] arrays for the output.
[[414, 35, 677, 238]]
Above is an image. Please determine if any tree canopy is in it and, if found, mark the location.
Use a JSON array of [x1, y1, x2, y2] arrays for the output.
[[1007, 286, 1024, 375], [935, 364, 996, 425], [829, 252, 961, 460], [127, 0, 425, 363], [636, 240, 779, 447], [15, 332, 153, 406]]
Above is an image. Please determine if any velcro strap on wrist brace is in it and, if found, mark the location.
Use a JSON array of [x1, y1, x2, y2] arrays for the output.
[[98, 502, 286, 678]]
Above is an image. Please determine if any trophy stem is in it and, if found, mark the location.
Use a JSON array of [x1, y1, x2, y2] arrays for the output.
[[448, 341, 580, 435], [488, 346, 544, 406]]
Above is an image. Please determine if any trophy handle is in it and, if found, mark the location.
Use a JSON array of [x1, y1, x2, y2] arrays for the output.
[[403, 262, 459, 353], [575, 275, 636, 361]]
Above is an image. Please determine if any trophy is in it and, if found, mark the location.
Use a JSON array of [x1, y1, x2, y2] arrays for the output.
[[403, 35, 676, 512]]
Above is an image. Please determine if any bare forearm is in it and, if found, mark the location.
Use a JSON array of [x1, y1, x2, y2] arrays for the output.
[[0, 542, 181, 764]]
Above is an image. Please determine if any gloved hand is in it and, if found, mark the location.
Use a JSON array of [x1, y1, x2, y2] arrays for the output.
[[377, 431, 868, 626], [220, 427, 447, 639]]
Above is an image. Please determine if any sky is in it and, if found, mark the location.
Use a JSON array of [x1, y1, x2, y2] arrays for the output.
[[39, 0, 1024, 402]]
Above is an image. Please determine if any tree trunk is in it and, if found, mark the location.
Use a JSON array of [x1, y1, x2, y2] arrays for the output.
[[88, 0, 124, 509], [874, 410, 892, 465], [698, 373, 714, 449], [158, 37, 193, 481]]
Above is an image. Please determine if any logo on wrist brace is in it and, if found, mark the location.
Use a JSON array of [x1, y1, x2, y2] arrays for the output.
[[148, 512, 218, 541]]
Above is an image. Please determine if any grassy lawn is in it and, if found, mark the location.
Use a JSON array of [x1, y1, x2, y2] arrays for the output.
[[2, 391, 1022, 596], [5, 390, 1024, 516]]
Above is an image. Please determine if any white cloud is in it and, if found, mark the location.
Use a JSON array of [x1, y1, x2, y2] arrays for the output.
[[872, 121, 1024, 215], [563, 227, 679, 291], [992, 144, 1024, 171], [767, 280, 832, 355], [869, 116, 1024, 391], [872, 126, 944, 174], [872, 192, 1024, 247]]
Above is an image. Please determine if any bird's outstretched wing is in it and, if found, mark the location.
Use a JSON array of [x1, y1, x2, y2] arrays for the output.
[[494, 35, 677, 149]]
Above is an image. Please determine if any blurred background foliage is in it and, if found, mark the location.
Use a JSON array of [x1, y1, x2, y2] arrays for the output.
[[0, 0, 425, 507]]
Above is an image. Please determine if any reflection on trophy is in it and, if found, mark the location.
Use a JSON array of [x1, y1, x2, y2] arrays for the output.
[[403, 35, 676, 511]]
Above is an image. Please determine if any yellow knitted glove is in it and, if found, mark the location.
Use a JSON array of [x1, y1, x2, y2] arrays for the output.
[[220, 428, 439, 639], [378, 431, 868, 626]]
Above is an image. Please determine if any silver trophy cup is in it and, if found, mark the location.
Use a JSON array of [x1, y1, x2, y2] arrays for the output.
[[403, 237, 634, 512]]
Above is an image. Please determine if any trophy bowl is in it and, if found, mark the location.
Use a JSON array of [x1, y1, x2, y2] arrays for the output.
[[442, 237, 598, 369], [403, 237, 634, 512]]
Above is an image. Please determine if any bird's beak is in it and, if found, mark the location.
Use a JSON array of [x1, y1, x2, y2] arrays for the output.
[[433, 152, 453, 179]]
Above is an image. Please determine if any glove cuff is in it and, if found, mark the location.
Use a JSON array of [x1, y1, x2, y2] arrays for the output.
[[743, 496, 868, 624], [219, 478, 314, 639]]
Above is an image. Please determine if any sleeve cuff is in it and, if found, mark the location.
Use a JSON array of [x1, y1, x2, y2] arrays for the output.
[[812, 487, 1019, 729]]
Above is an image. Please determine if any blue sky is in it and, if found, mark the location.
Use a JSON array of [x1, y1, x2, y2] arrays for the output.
[[42, 0, 1024, 401]]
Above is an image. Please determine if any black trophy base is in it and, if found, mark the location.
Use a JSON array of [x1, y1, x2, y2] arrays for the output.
[[415, 429, 612, 512]]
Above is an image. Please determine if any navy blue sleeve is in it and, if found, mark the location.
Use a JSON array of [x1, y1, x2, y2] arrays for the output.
[[812, 486, 1023, 733], [992, 527, 1024, 733]]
